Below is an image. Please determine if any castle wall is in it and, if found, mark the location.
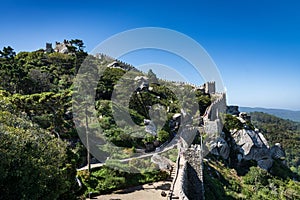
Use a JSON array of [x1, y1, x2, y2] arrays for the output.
[[182, 145, 204, 200], [170, 144, 205, 200], [207, 93, 226, 121], [204, 119, 222, 136], [178, 160, 190, 200], [169, 81, 225, 200]]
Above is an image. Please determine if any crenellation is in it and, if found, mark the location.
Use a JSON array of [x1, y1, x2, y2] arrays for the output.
[[95, 53, 115, 62]]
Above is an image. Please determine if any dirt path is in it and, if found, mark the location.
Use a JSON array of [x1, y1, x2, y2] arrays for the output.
[[89, 180, 171, 200]]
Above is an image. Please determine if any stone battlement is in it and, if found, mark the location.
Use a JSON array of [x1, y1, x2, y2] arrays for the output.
[[95, 53, 136, 71]]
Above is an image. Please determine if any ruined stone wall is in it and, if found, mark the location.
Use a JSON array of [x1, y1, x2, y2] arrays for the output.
[[54, 41, 72, 53], [95, 53, 115, 61]]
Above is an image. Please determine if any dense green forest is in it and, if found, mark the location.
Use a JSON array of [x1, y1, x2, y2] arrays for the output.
[[250, 112, 300, 175], [0, 43, 86, 199]]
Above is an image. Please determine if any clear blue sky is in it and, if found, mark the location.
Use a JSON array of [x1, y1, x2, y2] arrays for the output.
[[1, 0, 300, 110]]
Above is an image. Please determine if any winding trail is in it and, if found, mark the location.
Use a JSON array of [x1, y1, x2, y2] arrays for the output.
[[77, 133, 182, 171]]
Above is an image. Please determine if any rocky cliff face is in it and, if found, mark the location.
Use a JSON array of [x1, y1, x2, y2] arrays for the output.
[[208, 106, 286, 171]]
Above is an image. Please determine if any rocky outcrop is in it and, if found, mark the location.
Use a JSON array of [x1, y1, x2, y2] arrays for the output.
[[151, 154, 172, 170], [207, 106, 286, 171], [144, 119, 157, 136], [229, 124, 274, 170], [223, 107, 286, 171], [271, 143, 286, 160], [208, 137, 230, 159], [134, 76, 149, 91], [231, 129, 269, 155]]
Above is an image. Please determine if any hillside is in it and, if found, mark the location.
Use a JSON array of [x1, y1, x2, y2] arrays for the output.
[[1, 43, 300, 199], [249, 112, 300, 174], [240, 106, 300, 122], [204, 157, 300, 200], [202, 110, 300, 200], [0, 43, 211, 198]]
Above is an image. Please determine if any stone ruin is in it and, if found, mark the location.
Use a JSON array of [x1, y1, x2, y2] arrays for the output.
[[54, 40, 72, 54], [44, 40, 72, 54]]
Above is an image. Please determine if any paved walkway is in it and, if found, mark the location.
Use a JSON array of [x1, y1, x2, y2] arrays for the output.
[[90, 181, 171, 200], [171, 156, 185, 199]]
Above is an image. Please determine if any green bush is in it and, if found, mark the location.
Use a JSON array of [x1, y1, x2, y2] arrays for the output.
[[243, 166, 269, 186], [157, 130, 170, 143]]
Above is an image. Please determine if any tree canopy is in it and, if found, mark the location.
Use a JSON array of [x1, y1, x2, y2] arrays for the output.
[[0, 110, 78, 199]]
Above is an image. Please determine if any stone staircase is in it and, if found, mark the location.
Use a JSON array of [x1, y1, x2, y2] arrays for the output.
[[169, 163, 180, 199], [168, 158, 180, 199]]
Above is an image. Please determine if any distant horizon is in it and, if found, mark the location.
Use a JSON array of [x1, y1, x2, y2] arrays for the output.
[[238, 105, 300, 112]]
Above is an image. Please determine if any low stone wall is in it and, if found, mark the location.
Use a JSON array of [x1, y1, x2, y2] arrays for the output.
[[179, 160, 189, 200]]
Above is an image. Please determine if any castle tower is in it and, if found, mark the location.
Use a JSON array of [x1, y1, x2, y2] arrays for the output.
[[205, 81, 215, 94], [45, 43, 53, 53]]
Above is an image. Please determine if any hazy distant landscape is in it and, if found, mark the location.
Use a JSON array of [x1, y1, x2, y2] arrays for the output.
[[240, 107, 300, 122]]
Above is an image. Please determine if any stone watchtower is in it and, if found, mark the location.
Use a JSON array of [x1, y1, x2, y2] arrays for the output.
[[45, 43, 53, 53], [205, 81, 215, 94]]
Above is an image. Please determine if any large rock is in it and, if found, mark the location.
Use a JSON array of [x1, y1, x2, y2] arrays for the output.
[[231, 129, 269, 155], [151, 154, 172, 170], [134, 76, 149, 90], [257, 158, 274, 171], [144, 119, 157, 136], [209, 137, 230, 159], [270, 143, 286, 160], [230, 129, 273, 169]]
